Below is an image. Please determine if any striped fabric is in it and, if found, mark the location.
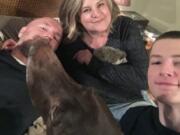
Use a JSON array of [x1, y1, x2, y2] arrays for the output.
[[0, 0, 61, 17]]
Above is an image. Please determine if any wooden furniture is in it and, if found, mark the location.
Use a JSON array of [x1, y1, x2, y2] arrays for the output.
[[0, 0, 61, 17]]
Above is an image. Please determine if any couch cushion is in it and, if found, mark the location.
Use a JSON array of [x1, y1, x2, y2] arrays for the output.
[[0, 15, 32, 41]]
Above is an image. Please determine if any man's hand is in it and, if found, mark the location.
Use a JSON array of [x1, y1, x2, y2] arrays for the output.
[[1, 39, 17, 50], [73, 49, 92, 65]]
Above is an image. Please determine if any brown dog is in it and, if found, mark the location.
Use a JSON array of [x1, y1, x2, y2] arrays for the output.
[[26, 38, 123, 135]]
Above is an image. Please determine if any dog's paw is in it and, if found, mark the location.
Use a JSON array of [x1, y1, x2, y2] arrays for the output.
[[94, 46, 127, 65]]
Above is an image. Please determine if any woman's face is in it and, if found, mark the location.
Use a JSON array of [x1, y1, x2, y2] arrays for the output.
[[148, 39, 180, 105], [80, 0, 111, 34]]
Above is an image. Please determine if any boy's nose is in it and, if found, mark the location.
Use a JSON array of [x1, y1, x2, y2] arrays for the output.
[[160, 61, 176, 77]]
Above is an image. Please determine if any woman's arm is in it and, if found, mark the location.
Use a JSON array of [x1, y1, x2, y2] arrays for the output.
[[86, 17, 148, 91]]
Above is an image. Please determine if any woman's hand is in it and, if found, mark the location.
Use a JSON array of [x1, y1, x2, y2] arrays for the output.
[[73, 49, 93, 65]]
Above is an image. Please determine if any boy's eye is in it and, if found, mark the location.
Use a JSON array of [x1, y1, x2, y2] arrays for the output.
[[150, 60, 161, 65]]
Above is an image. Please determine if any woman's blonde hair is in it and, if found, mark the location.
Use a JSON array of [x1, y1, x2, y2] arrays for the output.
[[59, 0, 120, 42]]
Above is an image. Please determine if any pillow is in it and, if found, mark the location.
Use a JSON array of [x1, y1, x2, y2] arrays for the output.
[[0, 15, 32, 41]]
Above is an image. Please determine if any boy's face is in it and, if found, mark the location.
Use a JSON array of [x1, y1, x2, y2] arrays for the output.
[[148, 39, 180, 104]]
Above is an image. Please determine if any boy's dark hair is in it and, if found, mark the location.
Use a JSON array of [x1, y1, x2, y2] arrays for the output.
[[155, 31, 180, 42]]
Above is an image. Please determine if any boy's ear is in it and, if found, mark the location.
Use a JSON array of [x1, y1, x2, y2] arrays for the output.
[[18, 26, 27, 38], [1, 39, 17, 50]]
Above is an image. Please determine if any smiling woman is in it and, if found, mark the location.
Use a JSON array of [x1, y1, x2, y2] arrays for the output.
[[58, 0, 149, 121]]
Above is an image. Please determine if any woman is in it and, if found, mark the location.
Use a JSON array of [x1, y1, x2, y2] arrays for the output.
[[57, 0, 148, 120], [120, 31, 180, 135]]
